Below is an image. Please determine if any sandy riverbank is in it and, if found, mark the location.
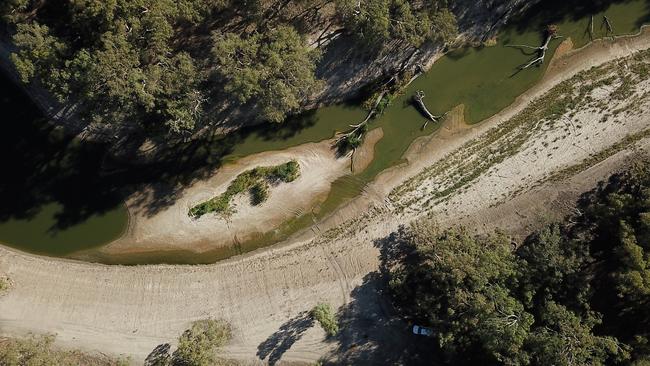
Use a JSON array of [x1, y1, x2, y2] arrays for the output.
[[90, 132, 385, 258]]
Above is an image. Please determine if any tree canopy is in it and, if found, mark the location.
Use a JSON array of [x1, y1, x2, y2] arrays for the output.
[[211, 26, 322, 123], [389, 161, 650, 365], [2, 0, 457, 138], [6, 0, 209, 134], [335, 0, 458, 48]]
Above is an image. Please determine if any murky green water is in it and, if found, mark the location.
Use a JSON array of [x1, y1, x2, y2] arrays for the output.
[[0, 72, 129, 256], [2, 0, 649, 263]]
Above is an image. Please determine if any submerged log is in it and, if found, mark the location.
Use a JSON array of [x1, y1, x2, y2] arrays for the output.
[[506, 25, 562, 70], [604, 16, 614, 35], [413, 91, 447, 129], [413, 90, 436, 122]]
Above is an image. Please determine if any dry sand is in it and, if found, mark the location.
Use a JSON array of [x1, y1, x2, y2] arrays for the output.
[[351, 127, 384, 174], [1, 28, 650, 365]]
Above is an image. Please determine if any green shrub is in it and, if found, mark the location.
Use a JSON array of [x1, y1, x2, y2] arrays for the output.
[[0, 333, 129, 365], [311, 303, 339, 337], [0, 276, 10, 295], [189, 160, 300, 218], [268, 160, 301, 182], [172, 319, 232, 366]]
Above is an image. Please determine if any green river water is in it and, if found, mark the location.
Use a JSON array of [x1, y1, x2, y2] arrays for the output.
[[1, 0, 649, 263]]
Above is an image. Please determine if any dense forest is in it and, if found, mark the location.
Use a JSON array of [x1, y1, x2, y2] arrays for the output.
[[389, 161, 650, 365], [1, 0, 458, 138]]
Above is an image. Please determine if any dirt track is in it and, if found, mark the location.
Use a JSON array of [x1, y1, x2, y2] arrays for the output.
[[1, 29, 650, 365]]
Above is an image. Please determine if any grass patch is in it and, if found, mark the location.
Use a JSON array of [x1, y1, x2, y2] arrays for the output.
[[0, 276, 9, 294], [546, 128, 650, 183], [189, 160, 300, 218], [311, 303, 339, 337], [0, 334, 129, 365]]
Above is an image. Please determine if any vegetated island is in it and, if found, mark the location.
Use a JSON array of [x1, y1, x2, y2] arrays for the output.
[[189, 160, 300, 218]]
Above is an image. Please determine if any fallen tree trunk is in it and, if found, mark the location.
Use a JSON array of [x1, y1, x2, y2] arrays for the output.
[[506, 25, 562, 70], [413, 90, 447, 129], [414, 91, 437, 121], [335, 90, 387, 145]]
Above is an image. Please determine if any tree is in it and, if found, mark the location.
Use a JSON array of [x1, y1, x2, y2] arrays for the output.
[[390, 0, 431, 47], [524, 302, 628, 366], [10, 22, 68, 96], [389, 224, 532, 363], [516, 224, 592, 311], [388, 213, 646, 364], [172, 319, 232, 366], [429, 7, 458, 45], [0, 333, 130, 365], [337, 0, 391, 47], [335, 0, 457, 48], [211, 25, 322, 123], [6, 0, 208, 134], [311, 303, 339, 337]]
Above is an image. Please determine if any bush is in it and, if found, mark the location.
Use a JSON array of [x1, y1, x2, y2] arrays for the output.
[[172, 319, 232, 366], [0, 276, 8, 293], [268, 160, 301, 182], [311, 303, 339, 337], [189, 160, 300, 218], [0, 333, 129, 365]]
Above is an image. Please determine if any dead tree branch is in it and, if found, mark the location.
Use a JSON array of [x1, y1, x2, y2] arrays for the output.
[[413, 91, 447, 129], [603, 16, 614, 35], [335, 90, 387, 145], [506, 25, 563, 70]]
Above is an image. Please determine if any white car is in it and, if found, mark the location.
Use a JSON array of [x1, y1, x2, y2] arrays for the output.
[[412, 325, 433, 337]]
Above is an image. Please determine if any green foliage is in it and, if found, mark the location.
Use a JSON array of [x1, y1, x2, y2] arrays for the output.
[[524, 301, 628, 366], [5, 0, 208, 134], [429, 7, 458, 45], [267, 160, 301, 182], [0, 333, 129, 365], [336, 123, 368, 155], [389, 161, 650, 365], [311, 303, 339, 337], [171, 319, 232, 366], [390, 224, 533, 363], [0, 276, 8, 293], [211, 26, 322, 123], [189, 160, 300, 218], [335, 0, 457, 48], [10, 23, 67, 93], [573, 162, 650, 351], [4, 0, 453, 137]]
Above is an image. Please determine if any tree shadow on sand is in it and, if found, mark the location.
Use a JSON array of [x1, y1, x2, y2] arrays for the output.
[[256, 311, 314, 365], [322, 227, 440, 365]]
